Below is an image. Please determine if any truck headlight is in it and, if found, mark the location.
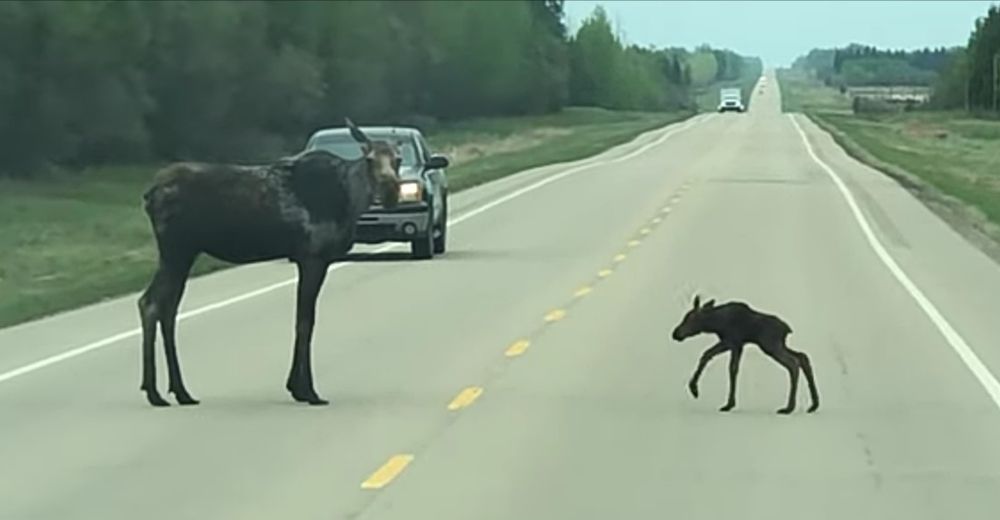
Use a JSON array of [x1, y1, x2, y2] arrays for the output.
[[398, 181, 423, 203]]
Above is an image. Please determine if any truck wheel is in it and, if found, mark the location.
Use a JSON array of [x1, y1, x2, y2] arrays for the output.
[[411, 205, 434, 260]]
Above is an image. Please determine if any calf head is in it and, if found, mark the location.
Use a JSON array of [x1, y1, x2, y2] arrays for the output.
[[346, 117, 402, 208], [671, 294, 715, 341]]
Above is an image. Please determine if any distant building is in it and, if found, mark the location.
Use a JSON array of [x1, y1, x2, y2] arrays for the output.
[[846, 86, 932, 105]]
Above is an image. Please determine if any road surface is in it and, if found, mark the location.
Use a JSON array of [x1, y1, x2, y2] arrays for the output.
[[3, 69, 1000, 519]]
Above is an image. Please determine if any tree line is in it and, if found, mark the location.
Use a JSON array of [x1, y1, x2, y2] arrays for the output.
[[790, 3, 1000, 111], [791, 44, 956, 88], [0, 1, 758, 178]]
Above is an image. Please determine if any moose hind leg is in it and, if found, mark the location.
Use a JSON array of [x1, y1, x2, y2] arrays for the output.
[[719, 346, 744, 412], [138, 270, 170, 407], [766, 347, 801, 414], [160, 254, 198, 405], [791, 349, 820, 413]]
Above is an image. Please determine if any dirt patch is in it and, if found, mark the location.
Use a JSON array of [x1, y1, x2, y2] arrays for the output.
[[441, 128, 573, 167], [899, 119, 949, 140]]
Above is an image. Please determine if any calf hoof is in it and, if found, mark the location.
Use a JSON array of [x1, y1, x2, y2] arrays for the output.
[[145, 390, 171, 407], [807, 402, 819, 413], [307, 396, 330, 406], [776, 406, 794, 415], [687, 382, 699, 399], [719, 403, 735, 412], [172, 390, 200, 406]]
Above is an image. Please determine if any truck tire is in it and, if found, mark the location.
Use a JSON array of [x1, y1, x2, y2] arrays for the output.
[[411, 204, 435, 260]]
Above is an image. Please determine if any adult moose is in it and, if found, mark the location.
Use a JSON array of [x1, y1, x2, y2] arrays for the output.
[[137, 118, 402, 407], [671, 295, 820, 414]]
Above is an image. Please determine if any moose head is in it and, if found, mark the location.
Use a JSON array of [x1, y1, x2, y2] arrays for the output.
[[671, 294, 716, 342]]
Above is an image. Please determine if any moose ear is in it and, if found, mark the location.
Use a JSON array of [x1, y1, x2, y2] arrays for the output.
[[692, 294, 701, 309], [703, 299, 716, 309], [345, 117, 372, 147]]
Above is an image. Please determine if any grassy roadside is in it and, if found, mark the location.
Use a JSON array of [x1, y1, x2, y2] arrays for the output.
[[775, 68, 852, 114], [776, 68, 1000, 262], [0, 107, 692, 329]]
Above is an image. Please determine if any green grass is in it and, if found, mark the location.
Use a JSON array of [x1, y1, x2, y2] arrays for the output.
[[809, 110, 1000, 225], [0, 106, 692, 328], [434, 108, 691, 192], [774, 68, 852, 114]]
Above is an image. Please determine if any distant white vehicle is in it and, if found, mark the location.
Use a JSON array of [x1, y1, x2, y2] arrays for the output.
[[717, 87, 745, 113]]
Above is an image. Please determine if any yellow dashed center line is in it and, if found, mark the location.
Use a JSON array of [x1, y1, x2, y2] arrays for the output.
[[359, 201, 686, 495], [544, 309, 567, 322], [361, 454, 414, 489], [505, 339, 531, 357], [447, 386, 484, 411]]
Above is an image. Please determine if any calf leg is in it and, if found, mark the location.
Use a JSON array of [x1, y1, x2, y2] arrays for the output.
[[719, 345, 744, 412], [761, 345, 801, 414], [688, 342, 729, 399], [160, 254, 197, 405], [790, 349, 820, 413], [286, 259, 330, 405]]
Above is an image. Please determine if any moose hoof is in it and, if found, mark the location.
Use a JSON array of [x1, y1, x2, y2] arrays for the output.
[[807, 403, 819, 413], [289, 387, 328, 405], [687, 382, 699, 399], [719, 403, 735, 412], [776, 406, 794, 415], [173, 391, 200, 406], [145, 390, 171, 407]]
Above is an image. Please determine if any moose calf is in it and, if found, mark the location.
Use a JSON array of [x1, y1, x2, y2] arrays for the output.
[[671, 295, 820, 414]]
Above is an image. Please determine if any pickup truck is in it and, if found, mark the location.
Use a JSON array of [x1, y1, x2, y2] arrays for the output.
[[302, 125, 450, 260]]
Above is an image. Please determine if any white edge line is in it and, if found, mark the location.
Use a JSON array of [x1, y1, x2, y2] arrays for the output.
[[789, 114, 1000, 409], [0, 114, 707, 385]]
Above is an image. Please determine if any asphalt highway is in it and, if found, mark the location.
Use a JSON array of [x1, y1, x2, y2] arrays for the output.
[[2, 69, 1000, 519]]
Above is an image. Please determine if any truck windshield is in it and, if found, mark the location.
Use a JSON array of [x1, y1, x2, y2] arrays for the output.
[[308, 135, 419, 166]]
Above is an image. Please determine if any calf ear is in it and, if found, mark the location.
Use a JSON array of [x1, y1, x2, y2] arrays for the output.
[[703, 299, 716, 309], [693, 294, 701, 309]]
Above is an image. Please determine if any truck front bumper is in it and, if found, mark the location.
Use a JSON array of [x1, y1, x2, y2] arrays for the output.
[[354, 202, 431, 243]]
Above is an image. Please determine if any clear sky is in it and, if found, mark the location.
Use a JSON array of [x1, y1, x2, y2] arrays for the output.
[[563, 0, 997, 67]]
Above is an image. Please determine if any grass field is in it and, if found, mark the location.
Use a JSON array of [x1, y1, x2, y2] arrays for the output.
[[775, 68, 852, 114], [810, 111, 1000, 228], [776, 68, 1000, 260], [0, 107, 692, 329]]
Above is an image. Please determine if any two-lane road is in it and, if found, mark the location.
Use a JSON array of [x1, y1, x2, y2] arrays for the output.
[[3, 69, 1000, 519]]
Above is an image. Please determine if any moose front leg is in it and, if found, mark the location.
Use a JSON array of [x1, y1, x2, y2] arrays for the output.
[[287, 259, 330, 405], [688, 342, 729, 399], [719, 345, 744, 412]]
